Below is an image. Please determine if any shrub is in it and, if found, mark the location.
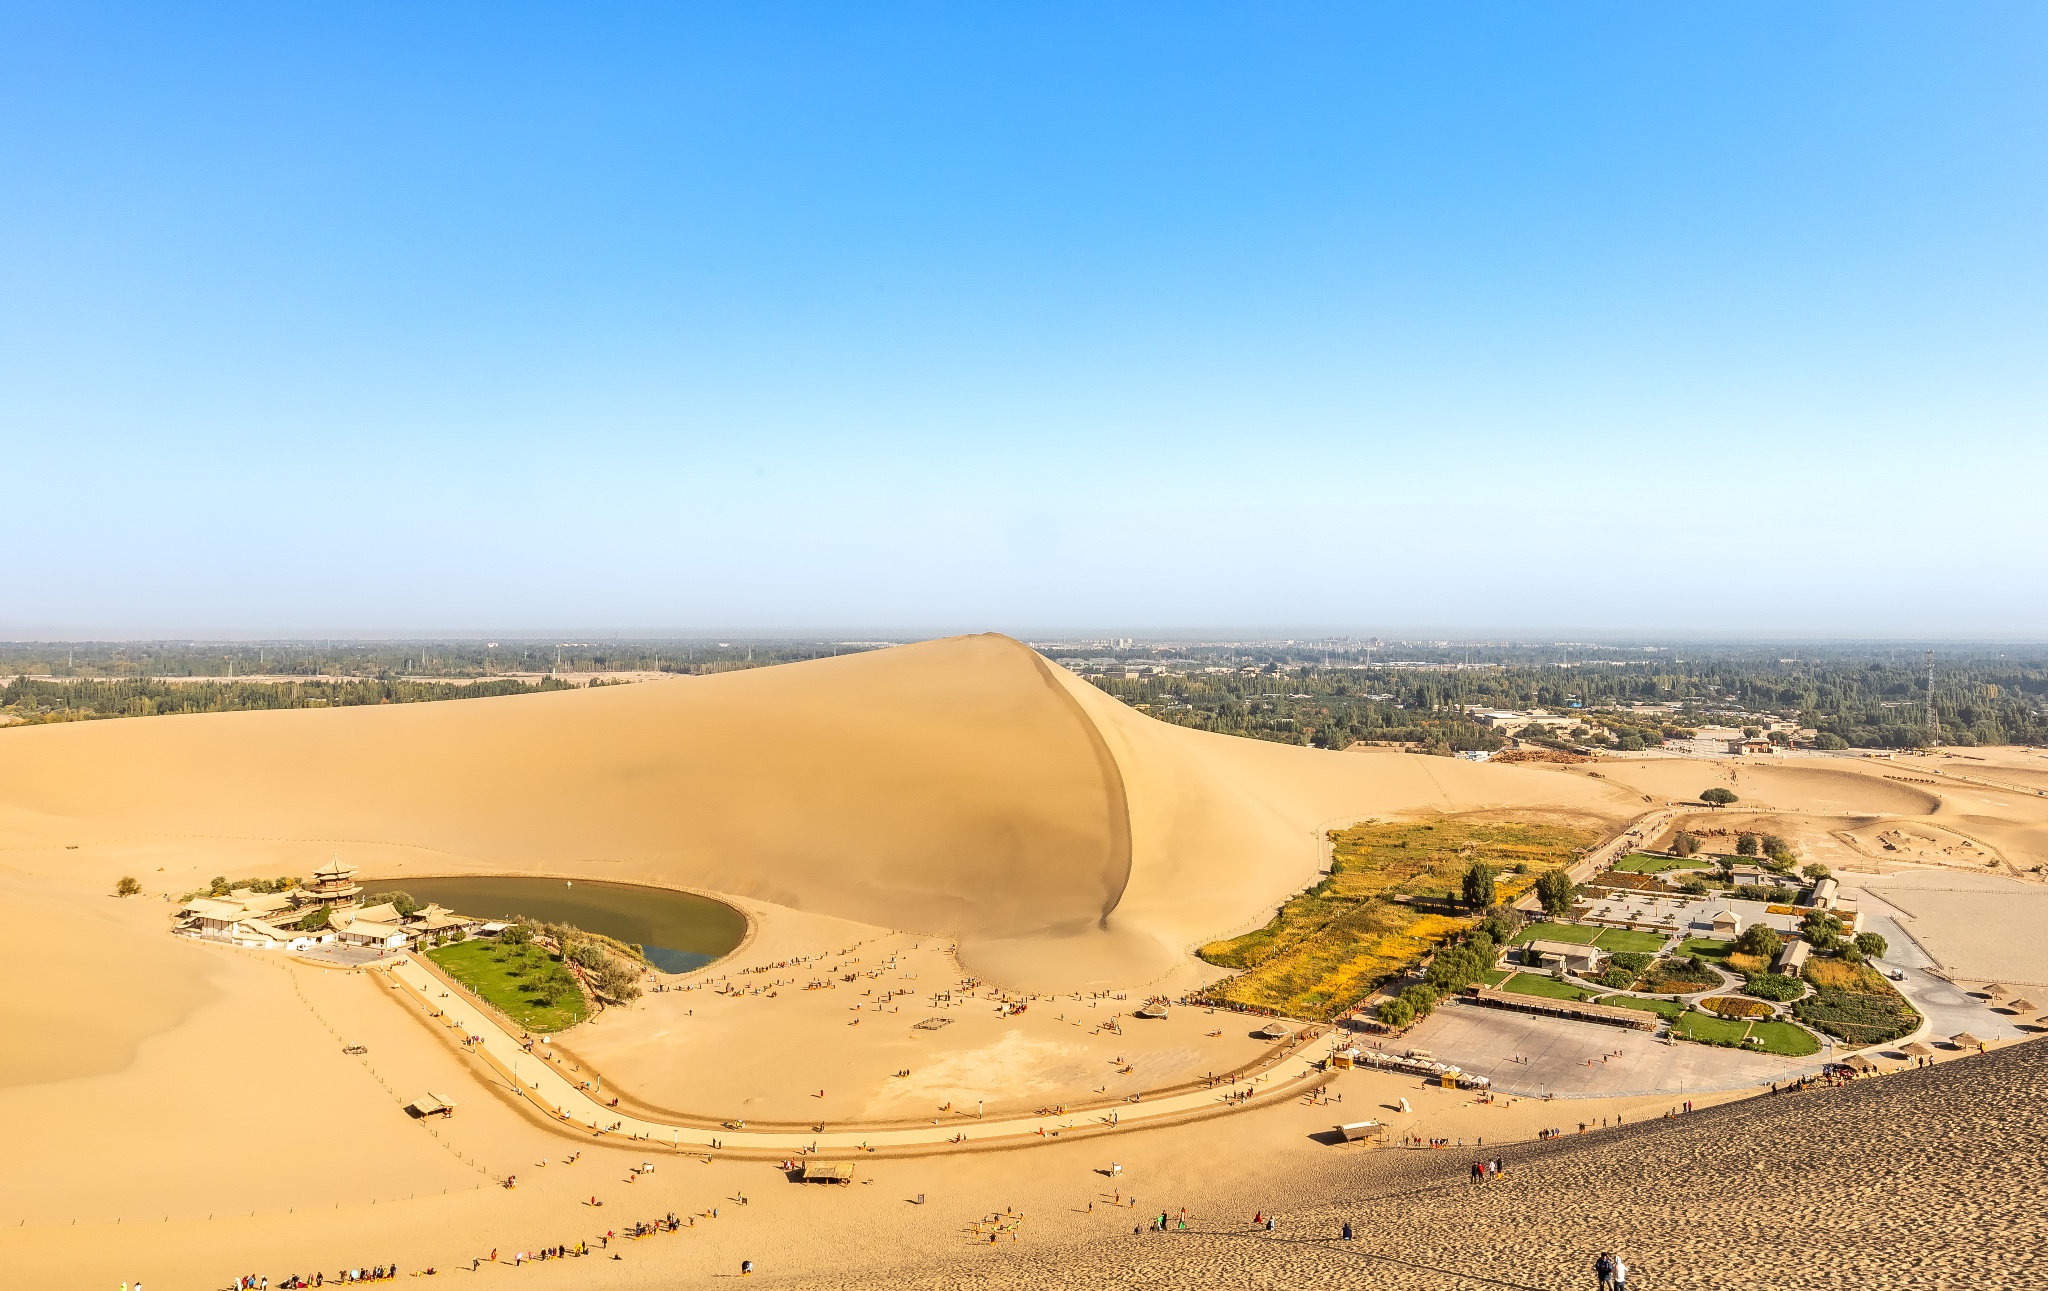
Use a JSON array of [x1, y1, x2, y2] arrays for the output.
[[1609, 951, 1655, 975], [1591, 966, 1638, 989], [115, 876, 142, 897], [1700, 788, 1738, 807], [1677, 876, 1710, 896], [1743, 972, 1804, 1002], [1673, 832, 1700, 858], [499, 923, 533, 946], [297, 905, 331, 932]]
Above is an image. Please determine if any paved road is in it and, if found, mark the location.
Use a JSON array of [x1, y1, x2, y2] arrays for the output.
[[384, 956, 1328, 1156], [1402, 999, 1824, 1099]]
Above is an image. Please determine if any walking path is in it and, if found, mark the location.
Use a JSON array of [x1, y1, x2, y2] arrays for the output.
[[383, 956, 1329, 1156]]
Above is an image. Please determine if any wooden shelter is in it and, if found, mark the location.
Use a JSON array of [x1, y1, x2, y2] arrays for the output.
[[1899, 1041, 1934, 1058], [1253, 1021, 1293, 1041], [408, 1093, 456, 1118], [1949, 1032, 1986, 1049], [800, 1160, 855, 1185]]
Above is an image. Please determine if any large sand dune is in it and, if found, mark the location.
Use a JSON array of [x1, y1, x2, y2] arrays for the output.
[[0, 634, 1638, 988]]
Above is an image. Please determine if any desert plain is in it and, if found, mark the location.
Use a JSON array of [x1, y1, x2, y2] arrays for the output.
[[2, 633, 2044, 1288]]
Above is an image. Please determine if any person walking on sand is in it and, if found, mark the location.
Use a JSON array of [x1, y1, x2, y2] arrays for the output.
[[1612, 1254, 1628, 1288], [1594, 1251, 1615, 1290], [741, 1259, 754, 1276]]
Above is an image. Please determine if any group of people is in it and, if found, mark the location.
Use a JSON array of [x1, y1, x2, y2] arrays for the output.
[[1468, 1157, 1504, 1182], [1594, 1250, 1630, 1288], [259, 1269, 410, 1287]]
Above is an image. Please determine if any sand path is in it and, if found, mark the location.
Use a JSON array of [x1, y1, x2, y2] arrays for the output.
[[387, 956, 1329, 1155]]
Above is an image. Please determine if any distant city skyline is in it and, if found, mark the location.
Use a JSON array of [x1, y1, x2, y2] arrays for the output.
[[3, 6, 2044, 636]]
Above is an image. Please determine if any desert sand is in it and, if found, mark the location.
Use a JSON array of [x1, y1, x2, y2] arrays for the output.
[[0, 634, 2041, 1287]]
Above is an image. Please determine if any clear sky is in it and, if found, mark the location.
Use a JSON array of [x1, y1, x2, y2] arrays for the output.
[[3, 4, 2044, 638]]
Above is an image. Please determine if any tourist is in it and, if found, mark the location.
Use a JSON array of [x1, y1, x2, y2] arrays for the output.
[[1595, 1251, 1615, 1290], [741, 1259, 754, 1276], [1612, 1254, 1629, 1287]]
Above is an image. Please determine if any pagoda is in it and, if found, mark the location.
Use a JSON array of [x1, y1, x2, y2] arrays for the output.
[[299, 858, 363, 907]]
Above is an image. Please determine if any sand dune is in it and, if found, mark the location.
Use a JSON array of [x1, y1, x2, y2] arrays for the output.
[[0, 634, 1637, 988]]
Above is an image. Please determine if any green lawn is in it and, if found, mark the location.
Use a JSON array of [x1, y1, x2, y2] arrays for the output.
[[1592, 928, 1671, 954], [1677, 937, 1736, 961], [1479, 967, 1514, 987], [426, 939, 588, 1034], [1511, 922, 1602, 946], [1501, 972, 1598, 1002], [1601, 995, 1685, 1020], [1612, 853, 1711, 874], [1673, 1011, 1751, 1045], [1746, 1019, 1822, 1057]]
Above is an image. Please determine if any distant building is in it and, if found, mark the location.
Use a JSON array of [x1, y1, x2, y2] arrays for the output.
[[1774, 940, 1811, 975], [1521, 939, 1610, 977]]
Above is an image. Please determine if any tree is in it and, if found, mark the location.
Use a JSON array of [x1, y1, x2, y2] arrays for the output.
[[1672, 831, 1700, 858], [365, 890, 421, 916], [297, 905, 331, 932], [1801, 863, 1831, 882], [1735, 922, 1780, 959], [1535, 868, 1577, 918], [1736, 833, 1760, 857], [114, 875, 142, 897], [1700, 788, 1738, 807], [1461, 861, 1497, 909], [1761, 834, 1792, 858], [1854, 932, 1888, 959], [1476, 905, 1521, 946]]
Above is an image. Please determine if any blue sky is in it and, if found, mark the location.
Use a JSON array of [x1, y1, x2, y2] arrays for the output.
[[3, 4, 2044, 637]]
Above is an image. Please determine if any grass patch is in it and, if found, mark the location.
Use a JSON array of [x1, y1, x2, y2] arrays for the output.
[[1677, 937, 1736, 961], [1196, 818, 1591, 1021], [1603, 995, 1685, 1019], [1612, 853, 1710, 874], [1501, 972, 1598, 1002], [1510, 921, 1602, 946], [1746, 1019, 1822, 1057], [1592, 928, 1670, 954], [1674, 1011, 1752, 1045], [1479, 967, 1514, 987], [426, 939, 588, 1034]]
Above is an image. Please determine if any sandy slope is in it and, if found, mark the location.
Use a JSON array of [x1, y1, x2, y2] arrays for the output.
[[0, 634, 1639, 988], [1, 637, 2044, 1285]]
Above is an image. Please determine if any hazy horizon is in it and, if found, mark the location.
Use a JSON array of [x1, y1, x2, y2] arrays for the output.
[[5, 7, 2044, 635]]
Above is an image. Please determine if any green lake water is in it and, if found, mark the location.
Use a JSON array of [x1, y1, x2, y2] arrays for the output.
[[372, 876, 747, 973]]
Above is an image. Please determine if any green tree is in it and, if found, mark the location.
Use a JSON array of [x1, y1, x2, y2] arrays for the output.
[[1735, 922, 1780, 959], [1854, 932, 1888, 959], [1461, 861, 1497, 909], [1534, 868, 1578, 917], [1801, 863, 1831, 882], [1672, 831, 1700, 858], [1737, 833, 1760, 857], [114, 875, 142, 897], [297, 905, 331, 933], [1700, 788, 1738, 807]]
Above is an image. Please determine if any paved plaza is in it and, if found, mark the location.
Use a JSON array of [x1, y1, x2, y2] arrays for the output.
[[1403, 999, 1825, 1098]]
